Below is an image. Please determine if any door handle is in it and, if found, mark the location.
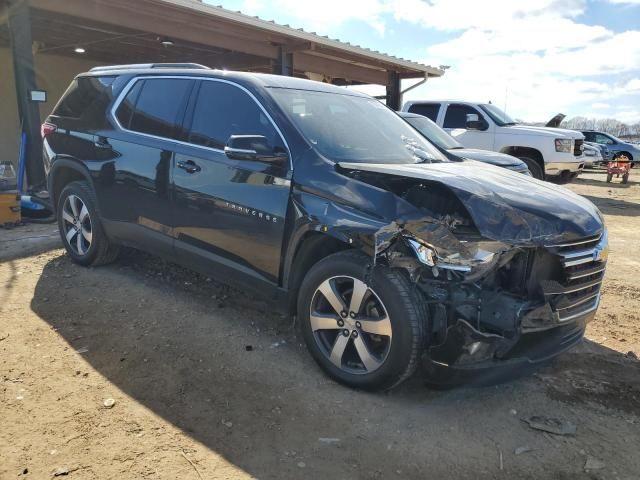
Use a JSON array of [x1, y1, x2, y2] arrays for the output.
[[177, 160, 201, 173]]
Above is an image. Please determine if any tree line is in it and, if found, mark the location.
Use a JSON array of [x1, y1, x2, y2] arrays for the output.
[[559, 117, 640, 138]]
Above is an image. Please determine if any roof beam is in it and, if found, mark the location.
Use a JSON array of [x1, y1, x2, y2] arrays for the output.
[[293, 52, 387, 85], [30, 0, 280, 59]]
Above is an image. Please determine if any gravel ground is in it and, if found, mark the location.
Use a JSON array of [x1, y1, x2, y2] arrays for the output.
[[1, 170, 639, 479]]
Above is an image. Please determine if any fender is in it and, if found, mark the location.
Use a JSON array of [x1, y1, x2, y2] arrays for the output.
[[48, 157, 97, 213]]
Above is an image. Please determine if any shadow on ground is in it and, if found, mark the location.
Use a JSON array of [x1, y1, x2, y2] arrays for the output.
[[28, 251, 640, 479], [580, 194, 640, 217]]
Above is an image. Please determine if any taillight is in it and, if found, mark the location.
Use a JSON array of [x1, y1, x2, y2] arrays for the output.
[[41, 122, 57, 139]]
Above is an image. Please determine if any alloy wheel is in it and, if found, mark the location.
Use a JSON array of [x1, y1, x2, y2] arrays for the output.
[[61, 194, 93, 256], [310, 276, 392, 374]]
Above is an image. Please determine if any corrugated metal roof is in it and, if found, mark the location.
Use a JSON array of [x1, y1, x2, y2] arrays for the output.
[[158, 0, 444, 77]]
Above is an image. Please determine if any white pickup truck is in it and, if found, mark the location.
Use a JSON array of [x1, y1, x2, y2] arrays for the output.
[[402, 100, 585, 181]]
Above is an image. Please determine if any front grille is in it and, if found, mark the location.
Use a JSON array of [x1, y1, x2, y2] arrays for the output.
[[544, 235, 605, 322], [574, 139, 584, 156]]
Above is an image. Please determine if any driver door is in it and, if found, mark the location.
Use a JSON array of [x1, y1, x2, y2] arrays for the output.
[[442, 103, 494, 151], [172, 79, 291, 287]]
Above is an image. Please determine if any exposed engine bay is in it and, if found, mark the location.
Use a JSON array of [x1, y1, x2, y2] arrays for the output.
[[337, 163, 607, 372]]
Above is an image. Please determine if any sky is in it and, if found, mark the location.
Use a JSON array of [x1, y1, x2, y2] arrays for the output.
[[208, 0, 640, 123]]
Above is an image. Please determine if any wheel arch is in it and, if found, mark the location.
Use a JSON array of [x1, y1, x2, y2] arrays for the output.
[[616, 150, 634, 161], [500, 146, 544, 164], [284, 231, 353, 314], [49, 159, 95, 214]]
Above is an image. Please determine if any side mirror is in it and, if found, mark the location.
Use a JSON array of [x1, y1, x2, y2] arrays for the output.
[[465, 113, 487, 131], [224, 135, 288, 163]]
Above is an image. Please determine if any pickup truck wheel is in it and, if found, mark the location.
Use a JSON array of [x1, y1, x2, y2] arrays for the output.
[[518, 156, 544, 180], [298, 250, 424, 391], [57, 181, 120, 266]]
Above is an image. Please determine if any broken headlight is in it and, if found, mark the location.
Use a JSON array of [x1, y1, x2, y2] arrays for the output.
[[406, 237, 509, 277]]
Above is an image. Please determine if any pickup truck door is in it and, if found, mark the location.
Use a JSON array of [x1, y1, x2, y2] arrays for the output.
[[172, 79, 291, 288], [442, 103, 495, 151]]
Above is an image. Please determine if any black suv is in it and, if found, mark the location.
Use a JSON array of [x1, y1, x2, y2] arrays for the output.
[[43, 64, 608, 391]]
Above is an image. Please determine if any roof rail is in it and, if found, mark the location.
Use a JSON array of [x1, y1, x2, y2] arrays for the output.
[[89, 63, 210, 72]]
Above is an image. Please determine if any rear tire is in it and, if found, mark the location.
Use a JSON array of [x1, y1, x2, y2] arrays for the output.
[[553, 172, 580, 185], [622, 173, 629, 184], [297, 250, 426, 391], [57, 181, 120, 266], [518, 156, 544, 180], [606, 173, 613, 183]]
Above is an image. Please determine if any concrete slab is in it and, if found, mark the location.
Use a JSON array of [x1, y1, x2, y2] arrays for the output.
[[0, 222, 61, 262]]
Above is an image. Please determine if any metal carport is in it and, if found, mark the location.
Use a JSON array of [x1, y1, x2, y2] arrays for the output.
[[1, 0, 443, 191]]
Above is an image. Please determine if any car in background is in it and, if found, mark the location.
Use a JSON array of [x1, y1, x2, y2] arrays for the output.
[[582, 142, 606, 168], [581, 130, 639, 165], [398, 112, 530, 175], [402, 100, 585, 182]]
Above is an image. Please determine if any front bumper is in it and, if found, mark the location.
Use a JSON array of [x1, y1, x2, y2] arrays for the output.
[[422, 310, 594, 387], [545, 160, 584, 176], [418, 233, 606, 387]]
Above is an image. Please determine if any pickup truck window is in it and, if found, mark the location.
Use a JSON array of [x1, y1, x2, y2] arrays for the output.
[[270, 89, 448, 164], [443, 104, 483, 129], [479, 104, 517, 126], [187, 81, 284, 153], [407, 103, 440, 122]]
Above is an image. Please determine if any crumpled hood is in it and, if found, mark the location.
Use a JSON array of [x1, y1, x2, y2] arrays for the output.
[[452, 148, 526, 168], [504, 125, 584, 139], [338, 160, 603, 245]]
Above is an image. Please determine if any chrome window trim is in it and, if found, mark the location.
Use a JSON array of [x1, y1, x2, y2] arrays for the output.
[[109, 75, 293, 170]]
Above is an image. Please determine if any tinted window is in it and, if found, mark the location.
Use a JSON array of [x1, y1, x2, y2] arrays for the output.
[[443, 104, 483, 129], [115, 81, 142, 129], [583, 132, 595, 142], [595, 133, 614, 145], [54, 76, 115, 119], [119, 79, 194, 139], [187, 81, 283, 151], [407, 103, 440, 121]]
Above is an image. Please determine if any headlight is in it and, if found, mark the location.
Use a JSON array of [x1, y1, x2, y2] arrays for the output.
[[555, 138, 573, 153], [405, 237, 509, 274]]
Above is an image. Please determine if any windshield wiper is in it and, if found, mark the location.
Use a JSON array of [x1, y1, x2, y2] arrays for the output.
[[502, 122, 518, 126]]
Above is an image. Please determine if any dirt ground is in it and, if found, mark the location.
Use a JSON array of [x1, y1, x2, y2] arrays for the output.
[[1, 170, 639, 480]]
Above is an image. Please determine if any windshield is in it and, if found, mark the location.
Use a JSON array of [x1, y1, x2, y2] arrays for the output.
[[404, 115, 463, 150], [479, 104, 517, 126], [269, 88, 449, 164]]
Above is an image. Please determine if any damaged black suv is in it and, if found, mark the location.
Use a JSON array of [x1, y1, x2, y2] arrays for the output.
[[43, 64, 608, 391]]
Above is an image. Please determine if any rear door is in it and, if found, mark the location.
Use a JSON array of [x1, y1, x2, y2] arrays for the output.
[[442, 103, 494, 150], [103, 76, 195, 255], [172, 79, 291, 288]]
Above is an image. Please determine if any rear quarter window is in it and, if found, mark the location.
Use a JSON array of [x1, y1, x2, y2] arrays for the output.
[[53, 76, 116, 120]]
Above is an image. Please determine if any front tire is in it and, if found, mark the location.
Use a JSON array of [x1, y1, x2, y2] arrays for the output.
[[57, 181, 119, 266], [298, 250, 425, 391], [518, 156, 544, 180]]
